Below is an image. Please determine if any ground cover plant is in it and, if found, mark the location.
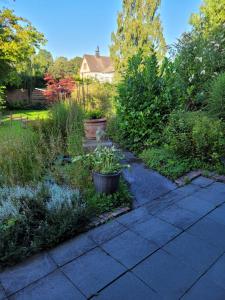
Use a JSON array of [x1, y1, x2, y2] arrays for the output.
[[0, 100, 131, 267]]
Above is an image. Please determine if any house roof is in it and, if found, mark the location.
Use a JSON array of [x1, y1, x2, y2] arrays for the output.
[[83, 54, 114, 73]]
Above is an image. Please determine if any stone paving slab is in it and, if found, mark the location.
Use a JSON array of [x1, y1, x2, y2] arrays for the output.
[[187, 217, 225, 251], [203, 254, 225, 290], [164, 232, 222, 274], [123, 162, 176, 206], [207, 204, 225, 226], [176, 194, 215, 216], [9, 270, 85, 300], [157, 204, 202, 230], [61, 247, 126, 298], [102, 230, 158, 269], [133, 249, 199, 299], [0, 253, 56, 296], [116, 206, 151, 227], [130, 216, 181, 247], [93, 272, 160, 300], [182, 275, 225, 300], [87, 219, 127, 245], [193, 182, 225, 207], [49, 233, 97, 267], [191, 176, 215, 187], [144, 184, 201, 215]]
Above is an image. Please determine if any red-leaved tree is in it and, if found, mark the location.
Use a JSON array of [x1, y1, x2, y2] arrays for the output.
[[44, 74, 75, 101]]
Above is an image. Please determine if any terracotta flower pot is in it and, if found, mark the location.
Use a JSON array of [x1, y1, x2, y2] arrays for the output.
[[93, 171, 121, 194], [84, 118, 107, 140]]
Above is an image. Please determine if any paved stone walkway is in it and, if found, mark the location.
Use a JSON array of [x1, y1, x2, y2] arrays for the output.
[[1, 161, 225, 299]]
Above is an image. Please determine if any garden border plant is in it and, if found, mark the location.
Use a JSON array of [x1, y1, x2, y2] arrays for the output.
[[0, 100, 131, 268]]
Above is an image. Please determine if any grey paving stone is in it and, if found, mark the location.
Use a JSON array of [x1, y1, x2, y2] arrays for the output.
[[175, 184, 202, 198], [157, 205, 201, 230], [123, 162, 176, 206], [207, 204, 225, 226], [182, 276, 225, 300], [177, 194, 215, 216], [49, 233, 96, 266], [9, 270, 85, 300], [194, 182, 225, 207], [133, 249, 199, 300], [116, 206, 151, 227], [191, 176, 214, 187], [131, 216, 181, 247], [144, 197, 175, 215], [93, 272, 160, 300], [187, 217, 225, 251], [102, 230, 158, 268], [88, 220, 127, 244], [204, 254, 225, 290], [145, 185, 202, 216], [0, 285, 6, 300], [61, 247, 125, 298], [164, 232, 222, 273], [0, 253, 56, 296]]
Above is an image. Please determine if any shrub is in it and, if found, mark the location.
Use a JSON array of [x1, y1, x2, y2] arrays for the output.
[[106, 115, 122, 143], [0, 183, 88, 266], [140, 147, 197, 179], [208, 73, 225, 120], [164, 111, 195, 157], [192, 115, 225, 161], [173, 24, 225, 109], [164, 111, 225, 163], [116, 51, 172, 151]]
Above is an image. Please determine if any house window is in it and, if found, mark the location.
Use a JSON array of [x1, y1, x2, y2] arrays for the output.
[[83, 63, 87, 70]]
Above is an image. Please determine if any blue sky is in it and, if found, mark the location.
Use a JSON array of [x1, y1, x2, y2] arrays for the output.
[[0, 0, 202, 59]]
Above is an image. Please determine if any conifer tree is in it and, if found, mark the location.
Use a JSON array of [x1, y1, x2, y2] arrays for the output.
[[110, 0, 166, 74]]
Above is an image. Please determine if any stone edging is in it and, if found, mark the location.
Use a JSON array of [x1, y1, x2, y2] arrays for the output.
[[85, 206, 131, 230], [175, 170, 225, 187]]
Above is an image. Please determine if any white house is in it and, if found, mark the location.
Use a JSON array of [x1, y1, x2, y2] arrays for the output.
[[80, 47, 114, 83]]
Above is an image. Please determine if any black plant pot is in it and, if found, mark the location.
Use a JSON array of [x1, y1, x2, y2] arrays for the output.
[[93, 171, 121, 195]]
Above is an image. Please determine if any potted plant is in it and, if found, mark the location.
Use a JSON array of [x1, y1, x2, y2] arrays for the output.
[[73, 146, 128, 194], [84, 109, 106, 140]]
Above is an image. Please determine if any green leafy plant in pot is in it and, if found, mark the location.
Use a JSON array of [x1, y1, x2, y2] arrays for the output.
[[73, 146, 128, 194], [84, 109, 106, 140]]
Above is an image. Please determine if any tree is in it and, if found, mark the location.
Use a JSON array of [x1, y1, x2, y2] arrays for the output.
[[48, 56, 82, 79], [0, 9, 46, 86], [190, 0, 225, 36], [33, 49, 53, 77], [44, 74, 75, 101], [110, 0, 166, 74], [68, 57, 82, 76]]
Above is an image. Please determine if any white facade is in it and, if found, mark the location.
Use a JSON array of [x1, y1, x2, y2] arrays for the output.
[[80, 56, 114, 83]]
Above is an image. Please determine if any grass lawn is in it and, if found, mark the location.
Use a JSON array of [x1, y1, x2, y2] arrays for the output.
[[0, 109, 49, 135], [1, 109, 49, 123]]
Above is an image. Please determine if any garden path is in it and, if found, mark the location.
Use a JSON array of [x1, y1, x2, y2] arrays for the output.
[[1, 150, 225, 299]]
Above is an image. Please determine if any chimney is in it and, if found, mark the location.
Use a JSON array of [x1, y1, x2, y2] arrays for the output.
[[95, 46, 100, 57]]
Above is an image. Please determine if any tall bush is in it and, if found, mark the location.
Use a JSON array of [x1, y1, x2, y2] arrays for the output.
[[165, 111, 225, 162], [116, 51, 172, 151], [208, 72, 225, 120]]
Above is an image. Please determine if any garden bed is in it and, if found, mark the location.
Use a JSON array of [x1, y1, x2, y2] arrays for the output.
[[0, 102, 131, 268]]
